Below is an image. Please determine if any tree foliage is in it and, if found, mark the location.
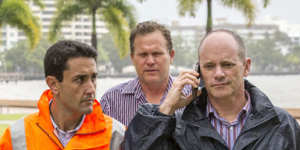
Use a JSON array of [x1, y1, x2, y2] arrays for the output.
[[176, 0, 270, 33], [172, 35, 198, 67], [0, 39, 50, 73], [245, 30, 300, 73], [99, 33, 131, 73], [0, 0, 42, 49], [49, 0, 136, 58]]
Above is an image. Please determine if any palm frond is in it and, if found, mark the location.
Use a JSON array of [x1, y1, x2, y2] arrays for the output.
[[110, 0, 136, 29], [262, 0, 270, 8], [221, 0, 255, 26], [30, 0, 44, 9], [177, 0, 203, 17], [102, 6, 130, 58], [49, 2, 85, 41], [136, 0, 147, 3], [0, 0, 41, 49]]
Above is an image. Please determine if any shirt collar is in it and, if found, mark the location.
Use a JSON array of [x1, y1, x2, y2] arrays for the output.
[[121, 77, 140, 94], [49, 100, 85, 134], [121, 76, 174, 101], [206, 90, 252, 120]]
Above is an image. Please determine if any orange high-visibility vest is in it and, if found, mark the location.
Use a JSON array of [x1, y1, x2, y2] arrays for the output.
[[0, 90, 125, 150]]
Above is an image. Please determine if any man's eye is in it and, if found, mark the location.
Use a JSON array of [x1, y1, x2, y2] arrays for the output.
[[223, 63, 235, 68], [153, 52, 162, 57], [75, 77, 85, 83], [139, 53, 147, 57], [204, 64, 214, 69]]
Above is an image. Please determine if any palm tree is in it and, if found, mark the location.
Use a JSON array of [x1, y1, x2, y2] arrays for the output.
[[0, 0, 43, 49], [177, 0, 270, 33], [49, 0, 136, 58]]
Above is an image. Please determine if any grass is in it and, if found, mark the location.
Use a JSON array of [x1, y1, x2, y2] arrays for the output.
[[0, 114, 26, 137], [0, 114, 26, 120], [0, 124, 9, 137]]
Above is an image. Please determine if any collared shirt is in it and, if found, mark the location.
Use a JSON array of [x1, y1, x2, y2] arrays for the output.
[[100, 76, 191, 126], [49, 100, 85, 147], [206, 91, 251, 150]]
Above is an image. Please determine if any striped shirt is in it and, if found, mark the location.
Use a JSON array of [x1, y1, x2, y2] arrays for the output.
[[206, 91, 251, 150], [100, 76, 191, 126], [49, 100, 85, 147]]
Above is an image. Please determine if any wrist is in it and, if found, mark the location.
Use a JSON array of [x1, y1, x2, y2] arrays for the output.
[[159, 102, 176, 115]]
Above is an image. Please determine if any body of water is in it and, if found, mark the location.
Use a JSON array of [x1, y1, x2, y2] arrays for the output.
[[0, 75, 299, 108]]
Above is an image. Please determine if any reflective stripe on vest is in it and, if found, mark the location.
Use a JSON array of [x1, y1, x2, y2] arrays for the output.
[[110, 118, 125, 150], [10, 118, 27, 150]]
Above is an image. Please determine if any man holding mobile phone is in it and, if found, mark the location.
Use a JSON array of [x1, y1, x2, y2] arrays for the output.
[[123, 29, 300, 150], [100, 21, 190, 126]]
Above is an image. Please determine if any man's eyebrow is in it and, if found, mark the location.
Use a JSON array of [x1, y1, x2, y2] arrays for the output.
[[72, 74, 87, 79]]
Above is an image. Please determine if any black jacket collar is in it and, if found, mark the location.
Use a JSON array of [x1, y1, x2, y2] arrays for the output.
[[181, 80, 279, 129]]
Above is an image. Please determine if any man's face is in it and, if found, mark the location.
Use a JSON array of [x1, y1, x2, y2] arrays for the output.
[[56, 57, 97, 115], [131, 30, 174, 85], [199, 32, 250, 100]]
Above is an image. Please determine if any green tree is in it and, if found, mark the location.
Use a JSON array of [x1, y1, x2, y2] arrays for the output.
[[49, 0, 136, 58], [99, 33, 131, 73], [0, 0, 43, 49], [172, 35, 198, 68], [176, 0, 270, 33], [285, 44, 300, 72], [0, 38, 50, 73], [246, 34, 286, 73]]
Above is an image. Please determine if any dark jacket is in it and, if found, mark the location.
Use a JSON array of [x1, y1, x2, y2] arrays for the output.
[[123, 80, 300, 150]]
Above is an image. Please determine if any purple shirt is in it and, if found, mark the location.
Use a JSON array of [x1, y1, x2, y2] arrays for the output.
[[100, 76, 191, 126], [206, 91, 251, 150]]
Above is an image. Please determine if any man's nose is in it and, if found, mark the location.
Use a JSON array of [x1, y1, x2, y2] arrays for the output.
[[146, 55, 155, 65], [85, 79, 96, 96], [214, 66, 225, 80]]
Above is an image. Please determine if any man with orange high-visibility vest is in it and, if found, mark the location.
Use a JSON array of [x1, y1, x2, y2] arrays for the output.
[[0, 40, 125, 150]]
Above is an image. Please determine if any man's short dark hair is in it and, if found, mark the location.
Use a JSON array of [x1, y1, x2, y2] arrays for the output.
[[130, 21, 173, 54], [198, 29, 246, 61], [44, 40, 98, 82]]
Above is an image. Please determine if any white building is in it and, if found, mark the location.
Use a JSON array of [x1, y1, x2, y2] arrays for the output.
[[0, 0, 107, 51], [169, 20, 280, 44]]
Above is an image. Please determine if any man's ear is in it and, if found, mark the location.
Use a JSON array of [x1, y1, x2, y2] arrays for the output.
[[46, 76, 60, 95], [243, 57, 251, 77], [169, 49, 175, 64]]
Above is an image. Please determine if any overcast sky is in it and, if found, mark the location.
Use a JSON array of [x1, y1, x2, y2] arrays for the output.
[[130, 0, 300, 26]]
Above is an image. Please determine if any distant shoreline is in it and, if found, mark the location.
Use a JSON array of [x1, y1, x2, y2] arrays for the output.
[[0, 72, 299, 82]]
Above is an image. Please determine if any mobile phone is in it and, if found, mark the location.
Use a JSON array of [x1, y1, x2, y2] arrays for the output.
[[192, 62, 205, 98]]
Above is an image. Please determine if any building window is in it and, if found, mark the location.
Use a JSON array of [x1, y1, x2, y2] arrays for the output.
[[75, 25, 82, 29], [75, 32, 82, 36], [43, 11, 54, 15], [45, 4, 55, 7], [43, 25, 50, 28], [18, 32, 25, 36], [63, 32, 72, 35], [42, 18, 52, 22]]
